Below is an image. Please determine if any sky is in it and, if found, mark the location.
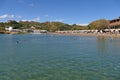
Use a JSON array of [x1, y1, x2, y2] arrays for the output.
[[0, 0, 120, 25]]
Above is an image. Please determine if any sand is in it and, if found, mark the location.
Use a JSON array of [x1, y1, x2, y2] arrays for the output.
[[51, 32, 120, 38]]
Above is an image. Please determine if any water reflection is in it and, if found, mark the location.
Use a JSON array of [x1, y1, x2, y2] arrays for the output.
[[97, 36, 108, 53]]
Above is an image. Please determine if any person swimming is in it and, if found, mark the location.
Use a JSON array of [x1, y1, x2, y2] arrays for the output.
[[16, 41, 19, 44]]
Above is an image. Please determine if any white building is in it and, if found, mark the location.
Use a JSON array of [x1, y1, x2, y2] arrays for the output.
[[5, 26, 13, 32], [8, 26, 13, 31]]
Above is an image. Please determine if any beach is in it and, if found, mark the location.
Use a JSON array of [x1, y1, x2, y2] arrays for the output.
[[52, 32, 120, 38]]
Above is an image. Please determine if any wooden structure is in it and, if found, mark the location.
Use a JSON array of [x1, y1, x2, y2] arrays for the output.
[[109, 17, 120, 29]]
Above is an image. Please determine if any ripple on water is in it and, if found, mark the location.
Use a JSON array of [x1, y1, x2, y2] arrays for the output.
[[0, 34, 120, 80]]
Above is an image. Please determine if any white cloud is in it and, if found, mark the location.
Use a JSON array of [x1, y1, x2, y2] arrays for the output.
[[21, 19, 28, 22], [0, 14, 22, 19], [77, 23, 89, 26], [0, 14, 14, 19], [21, 17, 40, 22], [44, 15, 49, 17], [32, 17, 40, 21], [16, 15, 22, 18], [54, 19, 64, 22]]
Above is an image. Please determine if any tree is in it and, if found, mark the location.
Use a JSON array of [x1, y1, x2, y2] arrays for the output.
[[88, 19, 109, 30], [7, 20, 22, 29], [71, 24, 88, 30], [0, 22, 5, 31]]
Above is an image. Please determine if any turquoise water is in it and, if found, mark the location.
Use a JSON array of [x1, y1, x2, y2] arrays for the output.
[[0, 34, 120, 80]]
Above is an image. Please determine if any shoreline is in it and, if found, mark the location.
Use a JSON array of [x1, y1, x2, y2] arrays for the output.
[[1, 32, 120, 38], [51, 32, 120, 38]]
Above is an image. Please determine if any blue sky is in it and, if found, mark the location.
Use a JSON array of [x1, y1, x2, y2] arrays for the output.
[[0, 0, 120, 24]]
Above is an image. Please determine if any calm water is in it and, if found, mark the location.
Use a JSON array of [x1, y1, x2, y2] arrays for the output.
[[0, 34, 120, 80]]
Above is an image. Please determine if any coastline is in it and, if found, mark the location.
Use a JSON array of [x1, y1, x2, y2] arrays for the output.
[[1, 31, 120, 38], [51, 32, 120, 38]]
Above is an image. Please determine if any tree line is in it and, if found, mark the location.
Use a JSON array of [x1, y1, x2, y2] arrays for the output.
[[0, 19, 109, 32]]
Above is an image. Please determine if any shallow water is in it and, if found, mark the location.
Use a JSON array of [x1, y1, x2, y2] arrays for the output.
[[0, 34, 120, 80]]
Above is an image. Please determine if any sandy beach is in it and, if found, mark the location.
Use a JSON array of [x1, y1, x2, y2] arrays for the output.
[[52, 32, 120, 38]]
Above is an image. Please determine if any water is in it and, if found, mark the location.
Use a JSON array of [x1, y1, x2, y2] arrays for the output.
[[0, 34, 120, 80]]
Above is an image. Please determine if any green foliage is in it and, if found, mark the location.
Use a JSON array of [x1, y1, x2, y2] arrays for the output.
[[0, 20, 89, 32], [88, 19, 109, 30], [0, 22, 5, 31], [72, 24, 88, 30], [7, 20, 22, 29], [39, 22, 72, 32]]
